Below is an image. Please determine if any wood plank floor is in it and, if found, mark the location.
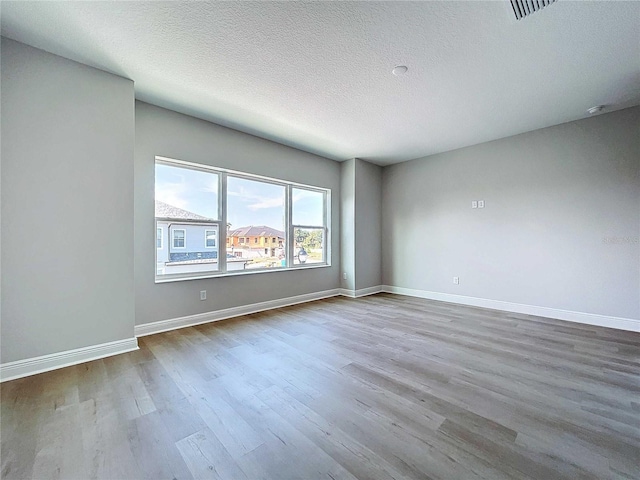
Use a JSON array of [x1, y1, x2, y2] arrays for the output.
[[2, 293, 639, 480]]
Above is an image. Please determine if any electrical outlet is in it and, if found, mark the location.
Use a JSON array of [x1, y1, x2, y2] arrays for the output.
[[453, 277, 459, 285], [343, 272, 347, 280], [478, 200, 485, 208], [471, 201, 478, 209], [200, 290, 206, 301]]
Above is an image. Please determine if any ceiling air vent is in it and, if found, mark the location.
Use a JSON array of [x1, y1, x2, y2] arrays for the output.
[[510, 0, 557, 20]]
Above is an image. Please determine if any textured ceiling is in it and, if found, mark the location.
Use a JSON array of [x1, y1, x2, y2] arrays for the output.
[[1, 1, 639, 165]]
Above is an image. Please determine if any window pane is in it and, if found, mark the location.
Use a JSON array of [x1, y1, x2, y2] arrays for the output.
[[156, 228, 162, 249], [227, 176, 285, 270], [155, 162, 219, 276], [292, 188, 323, 226], [156, 163, 219, 219], [293, 228, 324, 265]]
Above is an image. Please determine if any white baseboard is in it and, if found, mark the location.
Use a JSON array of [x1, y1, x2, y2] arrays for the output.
[[135, 288, 342, 337], [6, 285, 636, 383], [0, 337, 139, 383], [382, 285, 640, 332], [339, 285, 383, 298]]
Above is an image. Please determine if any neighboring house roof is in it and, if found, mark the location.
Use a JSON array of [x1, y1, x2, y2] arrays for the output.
[[229, 225, 285, 238], [155, 200, 214, 222]]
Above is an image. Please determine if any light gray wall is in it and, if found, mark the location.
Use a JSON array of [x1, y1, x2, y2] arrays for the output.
[[340, 159, 356, 291], [382, 107, 640, 320], [135, 102, 341, 326], [340, 158, 382, 292], [354, 159, 382, 290], [1, 38, 135, 363]]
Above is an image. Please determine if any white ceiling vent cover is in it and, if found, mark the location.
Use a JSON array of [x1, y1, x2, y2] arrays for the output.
[[510, 0, 557, 20]]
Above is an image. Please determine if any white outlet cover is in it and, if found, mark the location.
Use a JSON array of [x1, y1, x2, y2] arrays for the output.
[[471, 201, 478, 209], [453, 277, 459, 284], [478, 200, 485, 208], [200, 290, 206, 300]]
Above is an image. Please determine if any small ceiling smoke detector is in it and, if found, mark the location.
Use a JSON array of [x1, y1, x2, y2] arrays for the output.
[[392, 65, 408, 76], [587, 105, 605, 115]]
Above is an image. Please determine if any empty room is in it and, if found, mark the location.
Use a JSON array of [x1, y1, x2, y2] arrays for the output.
[[1, 1, 639, 479]]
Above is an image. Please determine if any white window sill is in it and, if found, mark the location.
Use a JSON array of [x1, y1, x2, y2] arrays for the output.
[[155, 262, 331, 284]]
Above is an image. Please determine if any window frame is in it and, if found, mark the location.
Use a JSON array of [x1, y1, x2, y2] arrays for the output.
[[290, 186, 329, 266], [157, 227, 163, 249], [155, 156, 331, 283]]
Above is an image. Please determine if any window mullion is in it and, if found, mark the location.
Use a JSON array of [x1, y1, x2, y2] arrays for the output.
[[323, 190, 328, 264], [286, 184, 293, 268], [220, 172, 228, 274]]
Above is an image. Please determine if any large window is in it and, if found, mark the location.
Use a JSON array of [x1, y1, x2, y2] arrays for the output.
[[155, 157, 330, 281]]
